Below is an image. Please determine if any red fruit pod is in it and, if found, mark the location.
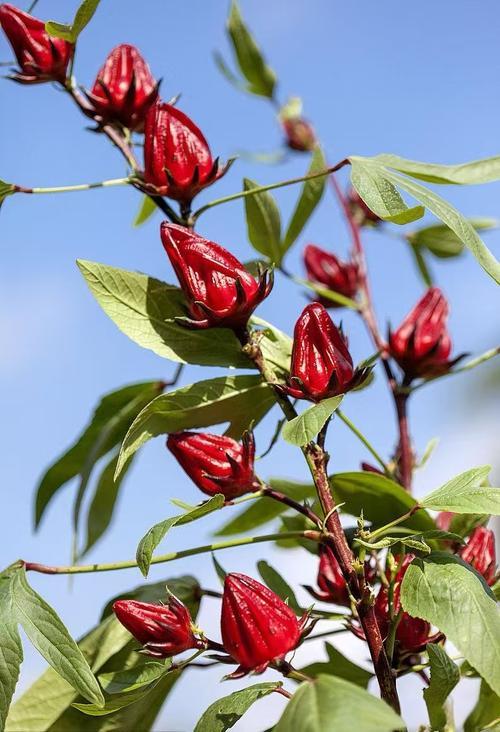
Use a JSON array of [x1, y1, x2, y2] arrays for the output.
[[458, 526, 497, 585], [303, 244, 359, 306], [113, 595, 201, 658], [304, 545, 350, 606], [221, 573, 304, 676], [144, 102, 231, 204], [282, 302, 368, 401], [0, 3, 73, 84], [167, 430, 260, 500], [86, 44, 158, 131], [161, 224, 273, 331], [388, 287, 457, 380]]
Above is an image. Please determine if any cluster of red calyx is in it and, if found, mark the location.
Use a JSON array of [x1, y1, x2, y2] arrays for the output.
[[282, 116, 316, 152], [0, 3, 73, 83], [458, 526, 497, 585], [161, 225, 273, 331], [303, 244, 360, 306], [114, 573, 308, 678], [280, 302, 370, 401], [346, 188, 381, 226], [85, 44, 159, 132], [167, 430, 260, 500], [388, 287, 461, 381], [374, 555, 432, 654], [113, 593, 203, 658]]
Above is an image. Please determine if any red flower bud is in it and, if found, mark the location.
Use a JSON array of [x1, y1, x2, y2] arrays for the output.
[[113, 595, 201, 657], [374, 554, 431, 653], [304, 545, 349, 605], [85, 44, 158, 131], [303, 244, 359, 306], [282, 117, 316, 152], [161, 224, 273, 331], [144, 102, 230, 204], [458, 526, 497, 585], [282, 302, 368, 401], [167, 430, 259, 500], [0, 3, 73, 84], [221, 573, 304, 676], [346, 188, 380, 226], [388, 287, 456, 380]]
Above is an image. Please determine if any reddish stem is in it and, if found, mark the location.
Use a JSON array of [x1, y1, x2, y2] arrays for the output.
[[395, 392, 412, 491], [263, 486, 321, 527]]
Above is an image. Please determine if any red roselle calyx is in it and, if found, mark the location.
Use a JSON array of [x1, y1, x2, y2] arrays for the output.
[[303, 243, 359, 306], [458, 526, 497, 585], [282, 117, 316, 152], [143, 101, 231, 205], [346, 188, 381, 226], [281, 302, 369, 401], [0, 3, 73, 84], [161, 224, 273, 331], [85, 44, 158, 132], [388, 287, 459, 380], [304, 545, 350, 606], [113, 595, 203, 658], [221, 573, 307, 677], [374, 554, 431, 654], [167, 430, 260, 500]]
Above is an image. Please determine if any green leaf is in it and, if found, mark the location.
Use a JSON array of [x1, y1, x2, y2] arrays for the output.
[[212, 553, 228, 585], [301, 643, 372, 688], [11, 568, 104, 707], [72, 679, 170, 716], [226, 1, 276, 98], [375, 153, 500, 185], [421, 466, 500, 514], [194, 682, 280, 731], [0, 570, 23, 730], [282, 147, 327, 254], [275, 676, 405, 732], [77, 260, 249, 368], [116, 374, 275, 478], [35, 380, 160, 530], [423, 644, 460, 732], [349, 158, 425, 224], [215, 479, 317, 536], [83, 451, 135, 556], [282, 396, 343, 446], [417, 437, 439, 468], [45, 0, 101, 42], [408, 218, 498, 259], [449, 512, 489, 537], [331, 471, 435, 531], [464, 679, 500, 732], [277, 514, 319, 553], [133, 196, 157, 227], [252, 316, 292, 378], [0, 178, 16, 208], [137, 495, 225, 577], [243, 178, 282, 263], [99, 661, 170, 695], [257, 560, 301, 613], [213, 50, 249, 93], [382, 169, 500, 285], [409, 241, 434, 287], [401, 553, 500, 695]]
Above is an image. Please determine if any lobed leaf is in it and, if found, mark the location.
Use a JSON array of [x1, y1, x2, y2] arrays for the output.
[[375, 153, 500, 185], [423, 644, 460, 732], [137, 495, 225, 577], [243, 178, 282, 263], [282, 396, 343, 446], [401, 553, 500, 695], [115, 374, 275, 478], [226, 1, 277, 98], [407, 218, 498, 259], [275, 675, 405, 732], [77, 260, 249, 368], [194, 682, 280, 731], [421, 465, 500, 514]]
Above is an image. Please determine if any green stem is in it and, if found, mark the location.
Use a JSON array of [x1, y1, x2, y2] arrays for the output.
[[16, 177, 130, 195], [192, 160, 349, 222], [367, 505, 421, 543], [336, 410, 391, 476], [23, 530, 319, 576]]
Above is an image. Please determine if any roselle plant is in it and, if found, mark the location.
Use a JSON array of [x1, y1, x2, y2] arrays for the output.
[[1, 1, 500, 731]]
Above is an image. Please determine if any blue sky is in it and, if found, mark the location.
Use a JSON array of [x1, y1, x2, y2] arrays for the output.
[[1, 0, 499, 729]]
